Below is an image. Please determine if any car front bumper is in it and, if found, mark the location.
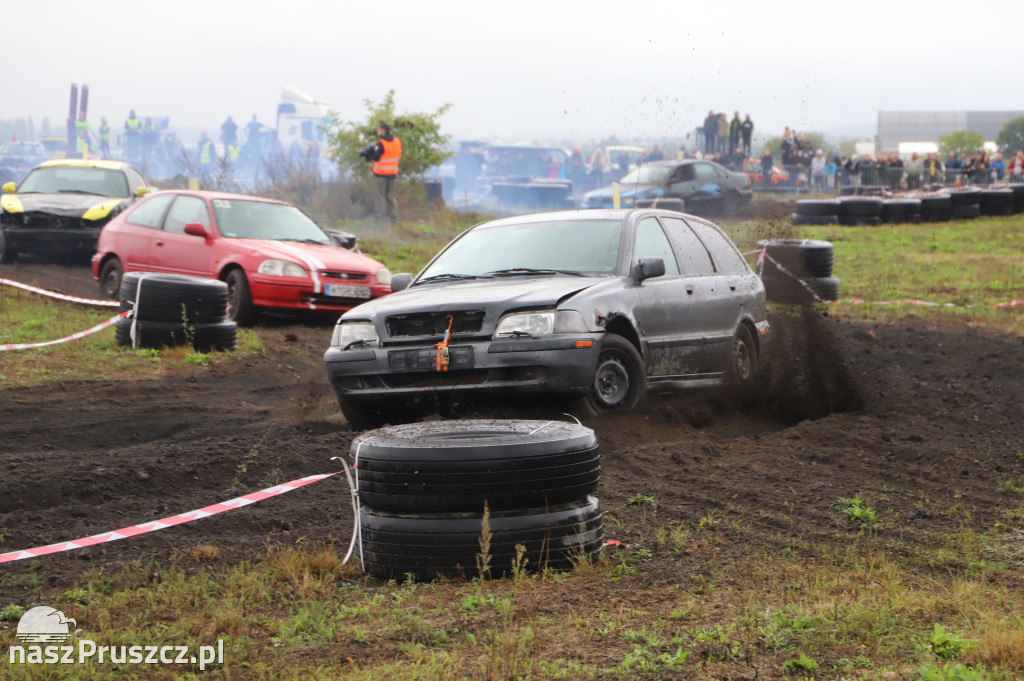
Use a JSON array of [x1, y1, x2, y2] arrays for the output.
[[249, 276, 391, 315], [323, 334, 604, 404]]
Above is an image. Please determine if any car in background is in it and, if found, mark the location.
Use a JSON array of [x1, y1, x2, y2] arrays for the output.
[[323, 209, 769, 429], [39, 137, 69, 159], [477, 145, 575, 213], [742, 158, 803, 188], [92, 190, 392, 324], [0, 159, 154, 263], [0, 141, 48, 182], [581, 160, 752, 216]]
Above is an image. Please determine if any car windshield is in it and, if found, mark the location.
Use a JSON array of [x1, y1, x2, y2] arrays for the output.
[[618, 165, 674, 185], [419, 219, 621, 281], [211, 199, 332, 244], [18, 166, 129, 198]]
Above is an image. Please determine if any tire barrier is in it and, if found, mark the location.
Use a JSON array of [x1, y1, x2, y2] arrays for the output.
[[360, 495, 604, 581], [115, 273, 236, 352], [979, 188, 1014, 216], [349, 419, 604, 580], [757, 239, 839, 304], [881, 199, 922, 224]]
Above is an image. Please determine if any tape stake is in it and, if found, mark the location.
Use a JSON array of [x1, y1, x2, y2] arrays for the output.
[[0, 472, 341, 564]]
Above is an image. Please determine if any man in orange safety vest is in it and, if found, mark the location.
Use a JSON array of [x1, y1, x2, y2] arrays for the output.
[[369, 121, 401, 223]]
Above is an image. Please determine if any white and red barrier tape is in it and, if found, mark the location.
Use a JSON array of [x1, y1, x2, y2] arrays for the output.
[[0, 311, 130, 352], [0, 277, 118, 307], [0, 472, 342, 564]]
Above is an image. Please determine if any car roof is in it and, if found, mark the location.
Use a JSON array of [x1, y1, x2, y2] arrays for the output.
[[38, 159, 136, 171], [475, 208, 689, 230], [145, 188, 289, 204]]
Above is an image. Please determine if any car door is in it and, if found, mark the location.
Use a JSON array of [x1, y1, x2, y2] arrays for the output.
[[657, 216, 731, 374], [664, 163, 698, 203], [630, 216, 706, 379], [149, 195, 216, 276], [690, 162, 726, 214], [681, 217, 752, 372], [116, 193, 175, 271]]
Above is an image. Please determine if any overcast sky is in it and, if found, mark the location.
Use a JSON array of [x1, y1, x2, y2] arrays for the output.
[[5, 1, 1021, 146]]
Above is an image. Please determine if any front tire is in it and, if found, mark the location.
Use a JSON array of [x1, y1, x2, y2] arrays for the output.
[[99, 258, 123, 300], [578, 334, 645, 415], [224, 269, 254, 325], [0, 227, 17, 264]]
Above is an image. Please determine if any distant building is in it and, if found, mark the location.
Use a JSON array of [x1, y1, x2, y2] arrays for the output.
[[877, 111, 1024, 152]]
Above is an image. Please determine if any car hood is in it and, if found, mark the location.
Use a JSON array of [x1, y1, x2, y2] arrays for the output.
[[239, 238, 384, 273], [3, 193, 129, 218], [343, 275, 600, 319]]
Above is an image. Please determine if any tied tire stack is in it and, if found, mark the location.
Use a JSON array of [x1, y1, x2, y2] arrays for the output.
[[114, 272, 237, 352], [351, 420, 604, 581], [758, 239, 839, 305]]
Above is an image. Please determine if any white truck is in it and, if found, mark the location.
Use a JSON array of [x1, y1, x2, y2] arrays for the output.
[[275, 87, 331, 149]]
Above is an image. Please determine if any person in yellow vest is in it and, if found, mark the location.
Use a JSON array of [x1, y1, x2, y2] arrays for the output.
[[75, 111, 92, 157], [369, 121, 401, 223], [124, 109, 142, 158], [197, 131, 217, 169], [98, 117, 112, 159]]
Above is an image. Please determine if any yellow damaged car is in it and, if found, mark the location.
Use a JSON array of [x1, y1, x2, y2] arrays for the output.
[[0, 159, 154, 263]]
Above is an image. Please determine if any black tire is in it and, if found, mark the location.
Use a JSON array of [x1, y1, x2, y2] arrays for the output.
[[794, 199, 841, 216], [115, 318, 237, 352], [723, 191, 744, 215], [810, 275, 840, 301], [578, 334, 646, 414], [726, 325, 758, 396], [119, 272, 229, 324], [947, 188, 981, 206], [838, 216, 882, 226], [881, 199, 922, 223], [951, 203, 981, 220], [224, 268, 254, 325], [757, 239, 834, 278], [98, 258, 124, 300], [351, 420, 599, 513], [1008, 184, 1024, 214], [837, 197, 884, 218], [0, 227, 16, 264], [359, 495, 603, 580], [761, 273, 818, 305], [791, 213, 838, 226], [979, 189, 1014, 215], [919, 194, 952, 221]]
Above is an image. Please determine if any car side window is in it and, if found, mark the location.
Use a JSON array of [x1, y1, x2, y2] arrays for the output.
[[125, 194, 174, 230], [658, 217, 716, 276], [695, 163, 719, 180], [163, 196, 211, 235], [669, 165, 695, 183], [633, 217, 679, 276], [687, 219, 751, 275]]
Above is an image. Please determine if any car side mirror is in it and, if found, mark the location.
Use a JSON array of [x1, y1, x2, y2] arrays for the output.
[[631, 257, 665, 283], [183, 223, 209, 239], [136, 186, 154, 197], [2, 182, 15, 193], [391, 273, 414, 292]]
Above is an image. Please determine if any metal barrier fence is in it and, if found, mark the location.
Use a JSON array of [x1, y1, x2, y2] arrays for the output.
[[748, 163, 1024, 194]]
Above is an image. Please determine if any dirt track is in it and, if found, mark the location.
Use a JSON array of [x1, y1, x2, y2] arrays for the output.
[[1, 261, 1023, 601]]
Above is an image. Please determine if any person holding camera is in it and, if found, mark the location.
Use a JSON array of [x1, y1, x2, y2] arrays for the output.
[[361, 121, 402, 223]]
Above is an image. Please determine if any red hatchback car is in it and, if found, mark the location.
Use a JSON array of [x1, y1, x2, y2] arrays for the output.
[[92, 190, 392, 323]]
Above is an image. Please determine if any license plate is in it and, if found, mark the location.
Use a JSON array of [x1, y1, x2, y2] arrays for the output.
[[324, 284, 371, 299], [389, 346, 474, 372]]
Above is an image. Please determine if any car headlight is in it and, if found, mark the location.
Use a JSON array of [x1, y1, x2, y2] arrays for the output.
[[330, 321, 379, 349], [257, 259, 307, 277], [376, 267, 392, 286], [493, 310, 589, 338]]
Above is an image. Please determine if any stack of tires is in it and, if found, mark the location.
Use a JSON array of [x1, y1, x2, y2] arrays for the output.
[[1010, 184, 1024, 214], [758, 239, 839, 304], [791, 200, 839, 225], [114, 272, 237, 352], [979, 188, 1014, 216], [352, 420, 604, 581], [948, 188, 982, 219]]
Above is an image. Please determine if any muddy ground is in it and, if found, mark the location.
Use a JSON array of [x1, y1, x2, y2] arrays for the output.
[[1, 260, 1023, 606]]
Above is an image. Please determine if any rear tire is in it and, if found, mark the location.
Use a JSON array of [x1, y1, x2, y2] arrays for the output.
[[99, 258, 123, 300], [727, 325, 758, 396]]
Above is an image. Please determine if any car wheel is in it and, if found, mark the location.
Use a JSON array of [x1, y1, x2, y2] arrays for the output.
[[224, 269, 254, 325], [359, 495, 603, 581], [351, 419, 599, 513], [0, 227, 17, 264], [723, 191, 743, 215], [98, 258, 123, 300], [579, 334, 645, 414], [727, 325, 758, 394]]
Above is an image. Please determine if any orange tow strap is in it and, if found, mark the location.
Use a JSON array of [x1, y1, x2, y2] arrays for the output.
[[434, 315, 454, 372]]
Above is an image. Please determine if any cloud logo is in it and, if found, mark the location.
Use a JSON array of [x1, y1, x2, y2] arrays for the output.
[[16, 606, 77, 644]]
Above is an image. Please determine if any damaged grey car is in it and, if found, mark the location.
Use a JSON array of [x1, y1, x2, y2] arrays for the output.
[[323, 209, 771, 429]]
